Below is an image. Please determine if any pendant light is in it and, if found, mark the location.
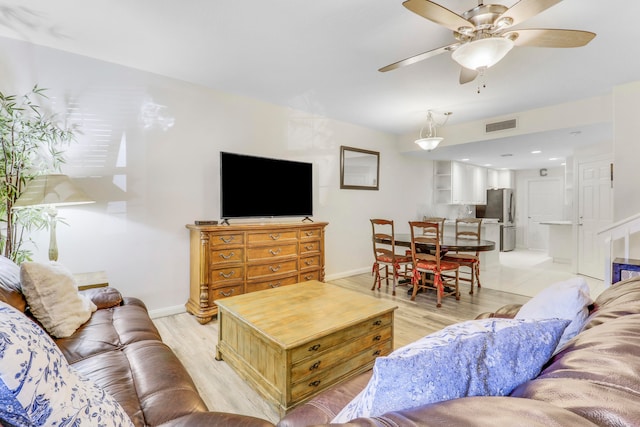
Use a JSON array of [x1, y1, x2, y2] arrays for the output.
[[415, 111, 451, 151]]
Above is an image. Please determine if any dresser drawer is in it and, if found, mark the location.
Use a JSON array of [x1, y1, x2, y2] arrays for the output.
[[209, 232, 244, 248], [291, 326, 393, 382], [300, 255, 320, 270], [246, 275, 298, 293], [300, 228, 322, 241], [300, 240, 320, 254], [247, 259, 298, 279], [248, 230, 298, 244], [210, 266, 244, 285], [246, 243, 298, 261], [299, 270, 321, 282], [210, 248, 244, 264], [290, 312, 393, 363], [290, 339, 392, 402], [210, 284, 243, 303]]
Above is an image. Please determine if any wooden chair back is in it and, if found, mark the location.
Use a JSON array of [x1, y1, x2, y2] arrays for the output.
[[423, 217, 445, 241]]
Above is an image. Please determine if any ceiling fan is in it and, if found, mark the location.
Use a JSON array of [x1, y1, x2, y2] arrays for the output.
[[379, 0, 596, 84]]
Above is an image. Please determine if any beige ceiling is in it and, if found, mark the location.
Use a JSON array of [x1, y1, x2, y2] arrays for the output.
[[0, 0, 634, 169]]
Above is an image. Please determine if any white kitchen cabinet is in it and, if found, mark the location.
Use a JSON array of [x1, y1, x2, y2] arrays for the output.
[[434, 161, 487, 204], [487, 169, 515, 189]]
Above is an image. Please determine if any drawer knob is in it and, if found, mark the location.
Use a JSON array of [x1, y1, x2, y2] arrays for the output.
[[219, 271, 236, 279], [304, 260, 314, 266], [373, 335, 382, 341], [220, 236, 235, 244], [373, 320, 382, 326], [219, 252, 235, 260], [269, 264, 282, 272], [304, 274, 314, 280], [269, 248, 282, 256], [308, 344, 321, 352], [309, 361, 321, 371], [304, 245, 314, 250], [220, 289, 235, 297], [309, 380, 321, 388], [305, 231, 314, 236], [269, 233, 281, 240], [269, 282, 281, 288], [373, 350, 381, 356]]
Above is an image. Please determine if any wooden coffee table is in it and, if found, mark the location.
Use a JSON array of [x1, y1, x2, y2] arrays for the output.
[[215, 280, 397, 415]]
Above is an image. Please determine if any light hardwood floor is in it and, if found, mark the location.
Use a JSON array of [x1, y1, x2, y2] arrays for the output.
[[153, 272, 531, 424]]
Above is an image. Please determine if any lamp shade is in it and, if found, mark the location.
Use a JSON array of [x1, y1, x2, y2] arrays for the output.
[[452, 37, 514, 70], [13, 174, 94, 209], [415, 137, 443, 151]]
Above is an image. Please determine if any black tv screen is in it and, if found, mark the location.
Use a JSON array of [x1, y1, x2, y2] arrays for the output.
[[220, 152, 313, 219]]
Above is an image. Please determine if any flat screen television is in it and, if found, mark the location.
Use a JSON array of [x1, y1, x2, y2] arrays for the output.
[[220, 151, 313, 220]]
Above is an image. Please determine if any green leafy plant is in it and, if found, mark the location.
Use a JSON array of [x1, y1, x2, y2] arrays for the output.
[[0, 85, 76, 263]]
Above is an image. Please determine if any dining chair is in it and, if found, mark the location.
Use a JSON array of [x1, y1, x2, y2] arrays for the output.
[[370, 219, 412, 296], [422, 217, 445, 241], [442, 218, 483, 294], [408, 221, 460, 308]]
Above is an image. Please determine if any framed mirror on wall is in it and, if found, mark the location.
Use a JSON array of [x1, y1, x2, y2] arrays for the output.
[[340, 146, 380, 190]]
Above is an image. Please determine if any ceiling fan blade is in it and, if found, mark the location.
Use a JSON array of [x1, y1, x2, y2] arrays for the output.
[[497, 0, 563, 28], [507, 29, 596, 48], [402, 0, 473, 33], [459, 67, 478, 84], [379, 43, 458, 72]]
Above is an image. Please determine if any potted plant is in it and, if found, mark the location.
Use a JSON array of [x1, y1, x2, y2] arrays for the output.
[[0, 85, 76, 263]]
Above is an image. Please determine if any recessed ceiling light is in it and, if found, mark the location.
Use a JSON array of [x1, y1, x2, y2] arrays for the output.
[[531, 150, 541, 154], [460, 158, 470, 161], [549, 157, 558, 161], [500, 153, 513, 157], [484, 163, 492, 167]]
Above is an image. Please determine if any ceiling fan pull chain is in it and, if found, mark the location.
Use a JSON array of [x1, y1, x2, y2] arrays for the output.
[[476, 69, 487, 94]]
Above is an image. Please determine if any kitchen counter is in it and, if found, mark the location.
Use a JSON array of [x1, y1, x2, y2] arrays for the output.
[[541, 221, 573, 263]]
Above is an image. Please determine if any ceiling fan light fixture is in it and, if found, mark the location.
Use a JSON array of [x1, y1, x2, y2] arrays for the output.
[[451, 37, 514, 70], [415, 136, 443, 151]]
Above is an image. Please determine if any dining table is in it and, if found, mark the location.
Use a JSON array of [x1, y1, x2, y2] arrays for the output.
[[390, 233, 496, 253]]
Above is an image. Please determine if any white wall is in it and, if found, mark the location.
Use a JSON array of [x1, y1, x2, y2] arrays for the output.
[[0, 37, 434, 316]]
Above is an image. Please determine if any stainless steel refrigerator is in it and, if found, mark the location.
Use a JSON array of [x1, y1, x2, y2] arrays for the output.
[[485, 188, 516, 251]]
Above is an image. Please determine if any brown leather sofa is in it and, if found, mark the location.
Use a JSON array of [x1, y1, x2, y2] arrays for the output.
[[0, 283, 274, 427], [278, 276, 640, 427]]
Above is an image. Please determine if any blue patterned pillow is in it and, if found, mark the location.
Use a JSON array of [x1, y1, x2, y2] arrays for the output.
[[0, 301, 134, 427], [332, 317, 569, 422]]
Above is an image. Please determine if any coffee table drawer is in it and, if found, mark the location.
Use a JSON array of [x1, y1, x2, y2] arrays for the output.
[[290, 339, 392, 402], [291, 312, 393, 363], [291, 326, 393, 381]]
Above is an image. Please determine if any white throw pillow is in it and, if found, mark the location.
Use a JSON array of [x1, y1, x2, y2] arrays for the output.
[[0, 301, 133, 426], [515, 277, 592, 353], [20, 261, 97, 338]]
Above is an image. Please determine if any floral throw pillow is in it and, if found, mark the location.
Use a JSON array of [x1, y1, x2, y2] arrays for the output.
[[0, 301, 134, 427], [332, 317, 569, 422]]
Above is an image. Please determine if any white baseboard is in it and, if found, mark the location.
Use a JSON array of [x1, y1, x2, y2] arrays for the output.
[[148, 305, 186, 319], [325, 267, 370, 282]]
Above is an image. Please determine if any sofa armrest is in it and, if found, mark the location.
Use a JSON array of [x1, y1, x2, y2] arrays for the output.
[[475, 303, 522, 319], [158, 412, 275, 426], [79, 286, 123, 309]]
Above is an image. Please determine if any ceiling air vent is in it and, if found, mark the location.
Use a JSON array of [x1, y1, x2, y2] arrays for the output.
[[485, 118, 517, 133]]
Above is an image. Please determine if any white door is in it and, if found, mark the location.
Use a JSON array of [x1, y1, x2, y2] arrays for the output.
[[577, 158, 613, 280], [527, 178, 563, 250]]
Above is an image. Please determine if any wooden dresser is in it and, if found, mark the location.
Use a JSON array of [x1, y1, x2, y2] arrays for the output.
[[185, 222, 328, 324]]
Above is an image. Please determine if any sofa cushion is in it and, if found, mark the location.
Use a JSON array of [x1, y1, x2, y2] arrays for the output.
[[332, 317, 569, 422], [515, 277, 592, 353], [20, 261, 97, 338], [0, 301, 134, 427]]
